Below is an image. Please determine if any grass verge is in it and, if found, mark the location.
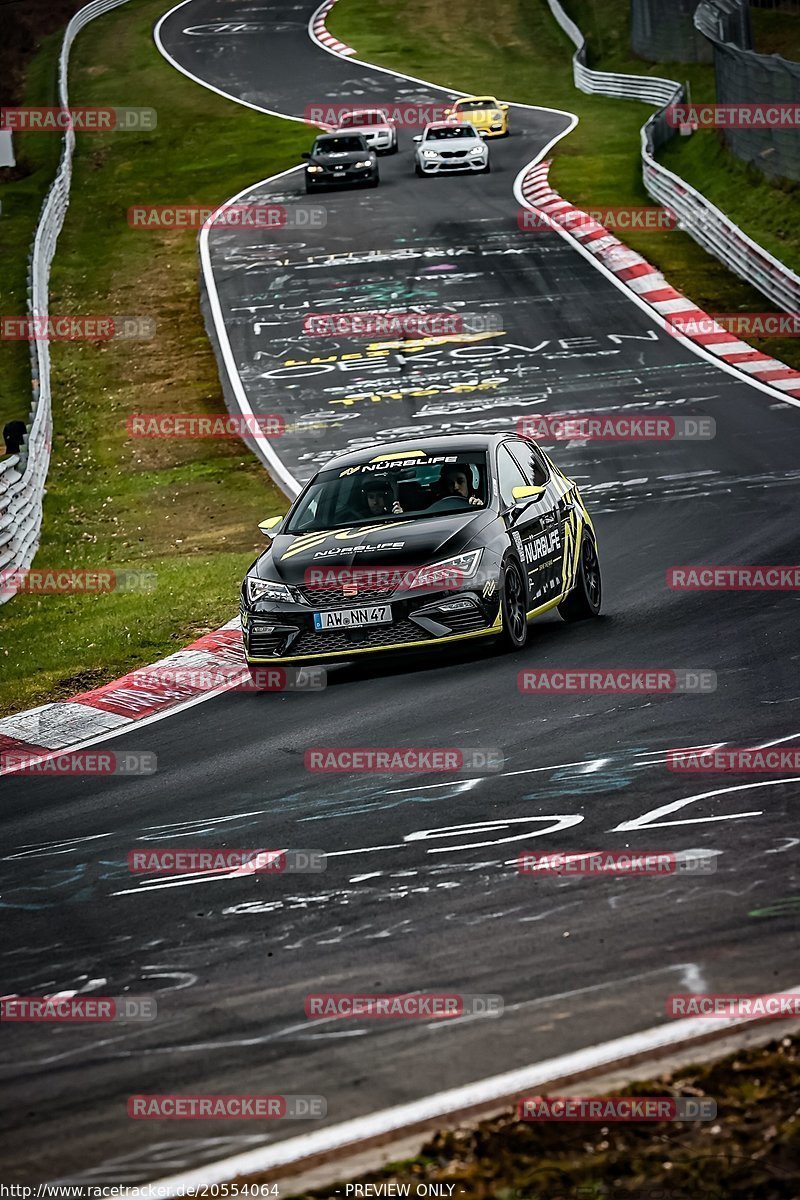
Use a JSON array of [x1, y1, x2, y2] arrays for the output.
[[291, 1035, 800, 1198], [327, 0, 800, 370], [0, 0, 308, 718]]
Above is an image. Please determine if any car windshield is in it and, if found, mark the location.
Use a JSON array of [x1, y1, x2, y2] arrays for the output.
[[287, 452, 490, 533], [426, 124, 477, 140], [315, 135, 367, 153], [456, 100, 495, 111], [339, 111, 385, 126]]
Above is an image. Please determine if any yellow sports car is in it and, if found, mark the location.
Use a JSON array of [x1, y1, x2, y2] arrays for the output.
[[444, 96, 510, 138]]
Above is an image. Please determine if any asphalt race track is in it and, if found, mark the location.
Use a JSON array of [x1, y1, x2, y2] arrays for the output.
[[1, 0, 798, 1186]]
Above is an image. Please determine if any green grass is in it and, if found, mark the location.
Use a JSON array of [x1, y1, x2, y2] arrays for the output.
[[327, 0, 800, 371], [0, 0, 310, 717], [751, 6, 800, 59]]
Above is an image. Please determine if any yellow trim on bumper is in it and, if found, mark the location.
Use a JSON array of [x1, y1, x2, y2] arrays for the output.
[[246, 616, 502, 665]]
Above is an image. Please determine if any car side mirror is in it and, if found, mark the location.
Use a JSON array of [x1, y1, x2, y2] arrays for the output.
[[258, 515, 285, 536], [500, 103, 509, 111], [301, 151, 311, 160], [412, 135, 422, 143], [511, 484, 547, 506]]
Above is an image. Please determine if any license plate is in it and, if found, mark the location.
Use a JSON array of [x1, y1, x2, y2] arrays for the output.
[[314, 605, 392, 630]]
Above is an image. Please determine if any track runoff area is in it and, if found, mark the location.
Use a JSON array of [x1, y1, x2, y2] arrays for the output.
[[1, 0, 798, 1191]]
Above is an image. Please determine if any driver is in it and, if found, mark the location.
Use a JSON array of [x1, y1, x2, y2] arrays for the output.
[[441, 463, 482, 507], [360, 475, 403, 517]]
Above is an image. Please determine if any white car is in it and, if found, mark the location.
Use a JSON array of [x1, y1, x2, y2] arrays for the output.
[[335, 108, 398, 155], [413, 121, 489, 176]]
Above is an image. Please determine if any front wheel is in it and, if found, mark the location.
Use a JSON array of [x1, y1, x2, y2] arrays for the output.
[[558, 533, 602, 622], [497, 556, 528, 651], [482, 160, 491, 173]]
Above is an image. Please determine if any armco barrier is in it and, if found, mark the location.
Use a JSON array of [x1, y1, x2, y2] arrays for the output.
[[0, 0, 131, 605], [546, 0, 800, 315]]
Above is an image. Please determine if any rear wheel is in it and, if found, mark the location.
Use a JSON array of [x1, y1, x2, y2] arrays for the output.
[[497, 556, 528, 651], [558, 533, 602, 622]]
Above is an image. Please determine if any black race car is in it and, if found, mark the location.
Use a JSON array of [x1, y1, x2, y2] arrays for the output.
[[241, 433, 601, 676], [303, 133, 379, 193]]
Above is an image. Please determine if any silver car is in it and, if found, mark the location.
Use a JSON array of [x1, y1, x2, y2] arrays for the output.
[[335, 108, 398, 155], [413, 121, 490, 177]]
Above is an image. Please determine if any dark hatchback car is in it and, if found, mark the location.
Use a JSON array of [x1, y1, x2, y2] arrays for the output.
[[240, 433, 602, 677], [303, 133, 379, 193]]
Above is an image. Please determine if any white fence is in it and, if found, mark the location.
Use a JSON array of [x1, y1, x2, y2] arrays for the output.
[[0, 0, 131, 603], [546, 0, 800, 314]]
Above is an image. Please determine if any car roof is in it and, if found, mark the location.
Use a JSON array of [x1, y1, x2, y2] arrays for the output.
[[320, 433, 515, 471]]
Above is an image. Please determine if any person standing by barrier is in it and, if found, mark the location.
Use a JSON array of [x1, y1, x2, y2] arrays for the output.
[[2, 421, 27, 457]]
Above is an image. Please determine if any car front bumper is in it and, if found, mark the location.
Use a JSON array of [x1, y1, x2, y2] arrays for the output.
[[306, 166, 378, 188], [417, 155, 488, 174], [241, 584, 502, 663]]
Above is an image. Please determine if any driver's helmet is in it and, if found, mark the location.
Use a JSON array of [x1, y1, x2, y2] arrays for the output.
[[358, 474, 394, 508]]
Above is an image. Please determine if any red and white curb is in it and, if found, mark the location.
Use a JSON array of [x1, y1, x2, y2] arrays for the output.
[[0, 619, 245, 776], [520, 161, 800, 400], [311, 0, 356, 57]]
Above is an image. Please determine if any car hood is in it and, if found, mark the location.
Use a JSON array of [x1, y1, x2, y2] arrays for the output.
[[251, 511, 494, 585], [311, 149, 371, 165], [338, 123, 390, 136], [422, 135, 483, 150]]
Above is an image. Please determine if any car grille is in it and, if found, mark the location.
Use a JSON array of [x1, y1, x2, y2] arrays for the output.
[[299, 584, 395, 610], [440, 150, 468, 159], [290, 619, 426, 656]]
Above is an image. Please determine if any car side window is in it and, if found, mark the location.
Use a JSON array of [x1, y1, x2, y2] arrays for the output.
[[506, 439, 549, 487], [496, 446, 529, 509]]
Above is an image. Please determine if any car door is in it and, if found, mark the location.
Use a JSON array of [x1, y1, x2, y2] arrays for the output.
[[499, 440, 565, 608]]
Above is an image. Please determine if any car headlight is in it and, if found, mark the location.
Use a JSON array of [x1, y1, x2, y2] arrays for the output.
[[306, 164, 324, 173], [406, 549, 484, 591], [493, 111, 502, 119], [353, 159, 373, 168], [470, 145, 485, 156], [245, 577, 295, 605], [422, 149, 438, 158]]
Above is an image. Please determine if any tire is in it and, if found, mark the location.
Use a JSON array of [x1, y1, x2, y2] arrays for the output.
[[497, 556, 528, 651], [482, 160, 491, 173], [558, 532, 602, 622], [415, 163, 425, 177], [389, 135, 399, 154]]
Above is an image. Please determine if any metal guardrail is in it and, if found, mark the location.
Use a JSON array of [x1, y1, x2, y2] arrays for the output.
[[546, 0, 800, 314], [0, 0, 131, 603]]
